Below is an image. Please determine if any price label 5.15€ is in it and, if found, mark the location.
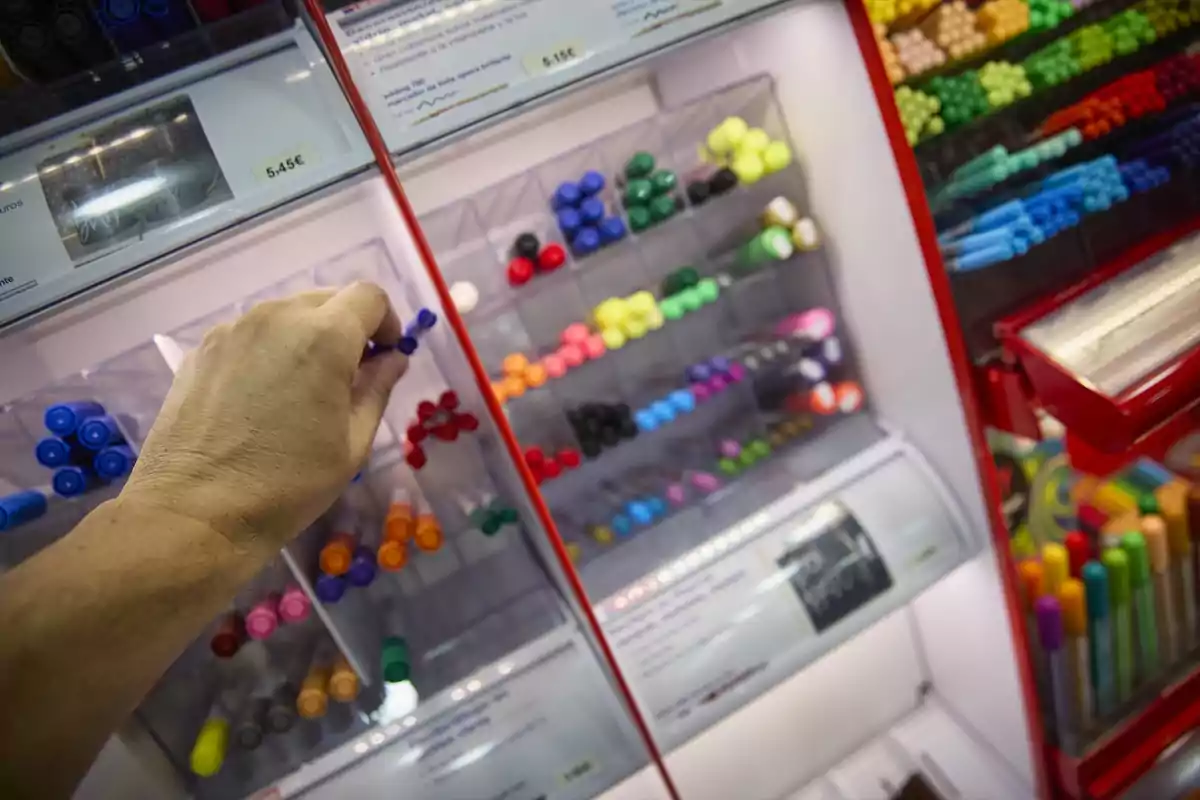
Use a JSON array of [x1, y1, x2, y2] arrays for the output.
[[523, 40, 589, 77]]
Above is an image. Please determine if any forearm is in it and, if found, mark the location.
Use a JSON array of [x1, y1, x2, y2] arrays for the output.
[[0, 496, 276, 799]]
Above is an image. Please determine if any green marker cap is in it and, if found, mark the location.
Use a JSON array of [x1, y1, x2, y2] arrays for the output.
[[382, 636, 411, 683], [627, 206, 652, 232], [1138, 494, 1160, 516], [1121, 532, 1150, 587], [649, 169, 677, 196], [696, 278, 719, 304], [718, 458, 739, 475], [677, 267, 699, 289], [748, 439, 771, 458], [481, 513, 502, 536], [624, 179, 653, 208], [625, 151, 655, 180], [649, 194, 677, 223], [1102, 548, 1131, 605], [498, 507, 519, 525], [662, 273, 683, 297], [762, 227, 795, 260], [660, 296, 684, 320], [679, 287, 703, 312]]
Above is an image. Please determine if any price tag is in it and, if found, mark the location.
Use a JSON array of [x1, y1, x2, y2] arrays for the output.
[[254, 145, 319, 183], [522, 40, 588, 77]]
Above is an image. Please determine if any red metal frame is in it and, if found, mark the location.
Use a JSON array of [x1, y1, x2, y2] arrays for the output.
[[842, 1, 1052, 797], [301, 3, 682, 798], [996, 216, 1200, 463]]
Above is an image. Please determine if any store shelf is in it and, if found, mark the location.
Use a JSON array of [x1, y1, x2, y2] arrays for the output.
[[995, 221, 1200, 471]]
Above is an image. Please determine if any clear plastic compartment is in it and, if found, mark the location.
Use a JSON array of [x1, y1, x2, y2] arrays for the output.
[[143, 236, 651, 797]]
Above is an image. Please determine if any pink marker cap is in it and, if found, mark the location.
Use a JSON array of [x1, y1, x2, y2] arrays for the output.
[[582, 334, 607, 361], [692, 384, 712, 403], [691, 472, 721, 493], [707, 375, 730, 393], [245, 596, 279, 640], [277, 585, 311, 624], [560, 344, 585, 368], [665, 483, 687, 506], [727, 362, 746, 383], [542, 353, 568, 379], [561, 323, 590, 346]]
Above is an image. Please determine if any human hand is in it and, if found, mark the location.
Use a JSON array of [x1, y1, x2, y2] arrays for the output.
[[120, 283, 409, 553]]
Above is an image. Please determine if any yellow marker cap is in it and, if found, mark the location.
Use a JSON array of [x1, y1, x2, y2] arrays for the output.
[[737, 127, 771, 156], [621, 317, 648, 340], [1018, 560, 1043, 613], [644, 308, 665, 331], [627, 291, 656, 318], [593, 299, 627, 330], [731, 152, 765, 185], [706, 116, 748, 155], [762, 140, 793, 174], [298, 667, 330, 719], [1043, 542, 1068, 597], [600, 326, 626, 350], [189, 716, 230, 777], [328, 656, 360, 702], [1059, 578, 1087, 637]]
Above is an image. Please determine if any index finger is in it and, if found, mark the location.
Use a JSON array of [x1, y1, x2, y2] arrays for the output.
[[321, 282, 404, 345]]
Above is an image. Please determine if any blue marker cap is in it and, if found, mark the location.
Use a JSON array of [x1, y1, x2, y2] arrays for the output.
[[78, 415, 124, 450], [579, 170, 606, 196], [44, 401, 105, 436], [611, 514, 633, 537], [634, 409, 659, 432], [557, 208, 582, 237], [315, 573, 347, 604], [553, 182, 582, 210], [572, 227, 601, 255], [650, 400, 675, 424], [1082, 560, 1110, 619], [668, 389, 696, 414], [580, 197, 605, 224], [598, 216, 627, 244], [94, 445, 136, 480], [646, 496, 667, 517], [627, 501, 654, 525], [416, 308, 438, 330], [53, 466, 98, 498], [36, 437, 75, 468], [0, 490, 48, 531], [397, 336, 419, 356], [347, 547, 377, 587]]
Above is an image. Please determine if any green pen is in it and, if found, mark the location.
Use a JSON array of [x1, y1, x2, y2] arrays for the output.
[[1103, 548, 1134, 702], [1122, 532, 1159, 683]]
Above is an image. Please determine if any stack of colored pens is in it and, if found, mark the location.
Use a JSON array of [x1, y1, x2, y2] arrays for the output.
[[1130, 109, 1200, 169], [1020, 461, 1200, 752], [934, 129, 1083, 203]]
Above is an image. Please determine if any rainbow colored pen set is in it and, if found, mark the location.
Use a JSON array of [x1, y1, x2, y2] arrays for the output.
[[1018, 457, 1200, 749]]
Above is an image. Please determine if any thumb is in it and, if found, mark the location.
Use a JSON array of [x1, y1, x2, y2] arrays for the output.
[[348, 351, 409, 461]]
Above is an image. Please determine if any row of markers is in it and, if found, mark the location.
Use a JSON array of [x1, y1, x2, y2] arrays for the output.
[[1021, 461, 1200, 750]]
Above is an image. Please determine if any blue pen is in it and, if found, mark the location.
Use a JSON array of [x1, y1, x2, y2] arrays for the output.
[[936, 200, 1027, 242], [1083, 561, 1116, 716], [950, 243, 1014, 272]]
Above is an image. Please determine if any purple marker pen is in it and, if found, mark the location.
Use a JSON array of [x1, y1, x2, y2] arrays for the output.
[[347, 547, 377, 587], [1037, 596, 1074, 747]]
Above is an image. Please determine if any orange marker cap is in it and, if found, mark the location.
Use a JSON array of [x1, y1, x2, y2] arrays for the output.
[[319, 533, 356, 576], [502, 375, 526, 400], [491, 380, 509, 404], [414, 514, 443, 552], [385, 503, 415, 544], [1142, 517, 1170, 572], [377, 539, 408, 571], [502, 353, 530, 377], [297, 667, 330, 719], [1059, 578, 1087, 637], [328, 656, 360, 702], [523, 363, 548, 388], [1018, 560, 1043, 613]]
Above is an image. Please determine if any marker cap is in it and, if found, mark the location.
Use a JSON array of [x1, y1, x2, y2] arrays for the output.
[[382, 636, 411, 683], [1121, 532, 1150, 588], [78, 415, 123, 450], [0, 490, 48, 531], [1060, 579, 1087, 637], [44, 401, 105, 436], [1018, 561, 1043, 613], [314, 573, 347, 604], [189, 716, 229, 777], [1082, 561, 1109, 619], [52, 466, 95, 498], [1138, 494, 1161, 516], [328, 655, 360, 702], [1142, 516, 1170, 571], [297, 668, 330, 719], [210, 612, 243, 658], [1043, 542, 1068, 595], [266, 687, 297, 734], [377, 539, 408, 571], [1102, 548, 1131, 605], [1064, 532, 1090, 578], [414, 515, 443, 552], [347, 546, 377, 587], [319, 533, 356, 577], [245, 596, 279, 640], [94, 445, 136, 480], [35, 437, 73, 468], [1035, 596, 1064, 650], [277, 585, 311, 624]]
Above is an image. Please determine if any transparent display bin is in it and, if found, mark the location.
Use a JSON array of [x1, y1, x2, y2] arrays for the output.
[[145, 237, 650, 798]]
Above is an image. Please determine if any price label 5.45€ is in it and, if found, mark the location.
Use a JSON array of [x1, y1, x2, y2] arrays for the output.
[[255, 144, 320, 183], [523, 40, 588, 77]]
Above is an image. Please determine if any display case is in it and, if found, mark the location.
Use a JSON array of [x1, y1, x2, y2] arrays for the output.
[[0, 0, 1060, 798]]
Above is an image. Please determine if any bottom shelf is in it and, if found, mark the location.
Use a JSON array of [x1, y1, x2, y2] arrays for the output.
[[790, 698, 1032, 800]]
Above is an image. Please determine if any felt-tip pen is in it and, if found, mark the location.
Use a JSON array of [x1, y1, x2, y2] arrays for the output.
[[1060, 579, 1093, 734], [1103, 549, 1133, 703], [1036, 596, 1072, 745], [1083, 561, 1115, 716], [1123, 532, 1159, 681]]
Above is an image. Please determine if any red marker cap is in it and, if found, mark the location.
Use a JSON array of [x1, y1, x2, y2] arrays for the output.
[[525, 447, 545, 467], [558, 448, 581, 469], [1064, 532, 1090, 579], [542, 458, 563, 480], [454, 412, 479, 432], [210, 612, 243, 658], [405, 444, 427, 470], [538, 244, 566, 272], [439, 391, 460, 411], [406, 422, 427, 444], [508, 257, 535, 286], [416, 401, 438, 422], [431, 422, 458, 442]]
